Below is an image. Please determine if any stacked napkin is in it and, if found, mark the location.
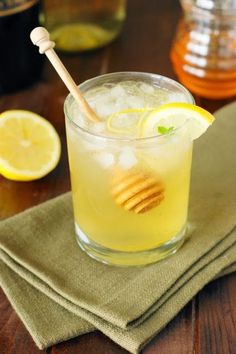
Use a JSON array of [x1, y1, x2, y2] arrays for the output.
[[0, 102, 236, 353]]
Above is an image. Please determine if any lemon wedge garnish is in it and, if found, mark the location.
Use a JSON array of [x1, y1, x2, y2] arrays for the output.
[[0, 110, 61, 181], [141, 103, 215, 140]]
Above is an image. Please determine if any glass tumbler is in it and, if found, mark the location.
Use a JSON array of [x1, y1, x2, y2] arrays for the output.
[[64, 72, 194, 266]]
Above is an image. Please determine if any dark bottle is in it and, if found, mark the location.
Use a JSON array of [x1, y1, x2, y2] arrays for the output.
[[0, 0, 44, 94]]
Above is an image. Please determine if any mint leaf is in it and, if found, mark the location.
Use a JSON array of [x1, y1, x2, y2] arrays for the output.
[[157, 126, 174, 135]]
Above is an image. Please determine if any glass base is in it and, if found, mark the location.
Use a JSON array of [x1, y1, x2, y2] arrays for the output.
[[75, 223, 187, 266]]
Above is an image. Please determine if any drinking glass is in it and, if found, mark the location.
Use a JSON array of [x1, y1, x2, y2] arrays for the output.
[[43, 0, 126, 52], [64, 72, 194, 266]]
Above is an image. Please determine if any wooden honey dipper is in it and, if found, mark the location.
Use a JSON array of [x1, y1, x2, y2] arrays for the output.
[[111, 169, 164, 213], [30, 27, 165, 213]]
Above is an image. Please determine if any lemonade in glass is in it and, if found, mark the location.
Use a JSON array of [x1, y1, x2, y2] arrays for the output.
[[64, 72, 197, 266]]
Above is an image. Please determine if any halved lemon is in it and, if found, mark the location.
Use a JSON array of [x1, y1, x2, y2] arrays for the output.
[[141, 102, 215, 140], [0, 110, 61, 181]]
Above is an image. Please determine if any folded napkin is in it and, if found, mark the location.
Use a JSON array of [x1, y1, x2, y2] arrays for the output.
[[0, 102, 236, 353]]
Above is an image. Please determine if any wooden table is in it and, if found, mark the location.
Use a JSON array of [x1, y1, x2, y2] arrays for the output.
[[0, 0, 236, 353]]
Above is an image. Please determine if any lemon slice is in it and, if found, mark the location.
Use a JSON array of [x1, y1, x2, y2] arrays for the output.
[[107, 108, 152, 135], [0, 110, 61, 181], [51, 23, 113, 52], [141, 103, 215, 140]]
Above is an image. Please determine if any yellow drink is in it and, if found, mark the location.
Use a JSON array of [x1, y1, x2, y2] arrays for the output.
[[43, 0, 126, 52], [65, 72, 194, 265]]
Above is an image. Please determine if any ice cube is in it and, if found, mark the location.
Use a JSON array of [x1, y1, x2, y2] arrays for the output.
[[140, 83, 155, 94], [69, 101, 86, 126], [94, 152, 115, 169], [144, 89, 169, 108], [127, 96, 145, 109], [87, 91, 115, 118], [167, 92, 187, 103], [95, 100, 115, 118], [110, 84, 126, 98], [118, 147, 137, 170], [96, 104, 113, 118], [114, 96, 129, 111], [111, 113, 132, 129]]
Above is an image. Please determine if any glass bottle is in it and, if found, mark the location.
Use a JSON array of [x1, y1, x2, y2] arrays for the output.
[[42, 0, 126, 52], [171, 0, 236, 99], [0, 0, 43, 94]]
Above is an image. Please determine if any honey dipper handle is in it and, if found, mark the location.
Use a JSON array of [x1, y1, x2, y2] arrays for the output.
[[30, 27, 100, 122]]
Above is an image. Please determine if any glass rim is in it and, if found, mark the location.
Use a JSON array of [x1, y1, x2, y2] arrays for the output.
[[64, 71, 195, 143]]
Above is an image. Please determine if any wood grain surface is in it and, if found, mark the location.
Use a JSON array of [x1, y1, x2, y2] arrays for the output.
[[0, 0, 235, 353]]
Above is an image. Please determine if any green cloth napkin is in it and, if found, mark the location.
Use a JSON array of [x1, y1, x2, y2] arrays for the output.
[[0, 102, 236, 353]]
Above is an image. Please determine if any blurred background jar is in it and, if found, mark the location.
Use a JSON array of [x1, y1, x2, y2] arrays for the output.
[[171, 0, 236, 99], [0, 0, 43, 94], [42, 0, 126, 52]]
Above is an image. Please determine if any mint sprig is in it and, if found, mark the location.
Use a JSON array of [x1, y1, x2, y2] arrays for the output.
[[157, 126, 175, 135]]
